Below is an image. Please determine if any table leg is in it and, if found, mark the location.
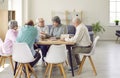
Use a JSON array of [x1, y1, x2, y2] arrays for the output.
[[14, 62, 18, 75], [67, 45, 74, 76]]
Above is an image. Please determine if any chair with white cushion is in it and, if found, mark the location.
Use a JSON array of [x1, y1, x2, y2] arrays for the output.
[[0, 38, 14, 71], [44, 44, 67, 78], [12, 43, 37, 78], [78, 36, 99, 76]]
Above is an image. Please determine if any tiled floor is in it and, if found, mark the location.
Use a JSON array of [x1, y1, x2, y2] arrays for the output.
[[0, 41, 120, 78]]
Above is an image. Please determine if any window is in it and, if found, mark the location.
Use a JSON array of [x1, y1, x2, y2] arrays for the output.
[[110, 0, 120, 24]]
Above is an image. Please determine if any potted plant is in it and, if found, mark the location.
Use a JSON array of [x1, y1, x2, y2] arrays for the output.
[[114, 20, 119, 25], [92, 22, 105, 36]]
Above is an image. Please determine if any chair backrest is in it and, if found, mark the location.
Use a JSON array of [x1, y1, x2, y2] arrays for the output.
[[0, 38, 3, 55], [0, 38, 3, 45], [89, 36, 99, 55], [45, 44, 67, 63], [12, 43, 35, 63]]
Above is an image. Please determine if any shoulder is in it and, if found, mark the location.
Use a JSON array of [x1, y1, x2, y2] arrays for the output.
[[32, 26, 38, 32], [34, 25, 39, 29], [44, 25, 49, 29], [59, 24, 66, 28], [7, 29, 15, 34]]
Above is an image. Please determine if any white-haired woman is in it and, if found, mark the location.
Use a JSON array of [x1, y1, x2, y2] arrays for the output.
[[2, 20, 18, 54]]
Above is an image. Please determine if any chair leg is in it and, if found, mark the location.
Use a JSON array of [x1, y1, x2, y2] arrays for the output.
[[18, 64, 23, 78], [0, 57, 3, 66], [44, 63, 50, 77], [65, 60, 69, 66], [9, 56, 14, 71], [58, 64, 63, 76], [2, 57, 5, 68], [28, 64, 37, 78], [78, 56, 86, 75], [116, 36, 119, 42], [14, 64, 22, 78], [24, 64, 30, 78], [48, 64, 53, 78], [59, 64, 66, 78], [88, 56, 97, 76], [19, 66, 23, 78]]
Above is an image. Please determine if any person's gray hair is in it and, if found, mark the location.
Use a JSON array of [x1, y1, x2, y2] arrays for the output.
[[52, 16, 61, 24], [8, 20, 18, 29], [72, 17, 81, 23]]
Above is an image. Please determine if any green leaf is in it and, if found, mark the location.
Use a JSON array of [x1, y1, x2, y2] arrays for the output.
[[92, 21, 105, 34]]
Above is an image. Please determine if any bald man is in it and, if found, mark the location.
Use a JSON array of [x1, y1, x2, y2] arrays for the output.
[[65, 17, 92, 71]]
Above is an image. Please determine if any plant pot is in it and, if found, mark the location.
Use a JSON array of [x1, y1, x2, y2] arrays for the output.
[[115, 22, 119, 25]]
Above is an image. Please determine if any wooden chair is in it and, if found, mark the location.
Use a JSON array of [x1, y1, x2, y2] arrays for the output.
[[44, 45, 67, 78], [0, 38, 14, 71], [12, 43, 37, 78], [0, 55, 14, 70], [78, 36, 99, 76]]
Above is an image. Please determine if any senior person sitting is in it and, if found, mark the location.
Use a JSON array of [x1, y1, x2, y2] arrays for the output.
[[35, 18, 49, 63], [16, 20, 41, 67], [65, 17, 92, 71], [2, 20, 18, 55], [49, 16, 68, 39], [35, 18, 49, 40]]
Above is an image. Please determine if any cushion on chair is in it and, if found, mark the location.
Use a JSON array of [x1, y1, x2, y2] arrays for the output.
[[47, 25, 52, 34], [67, 25, 76, 34], [116, 30, 120, 37]]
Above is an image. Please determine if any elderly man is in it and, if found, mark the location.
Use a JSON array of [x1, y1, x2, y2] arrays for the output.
[[36, 18, 49, 40], [49, 16, 68, 38], [65, 17, 92, 71], [35, 18, 49, 62]]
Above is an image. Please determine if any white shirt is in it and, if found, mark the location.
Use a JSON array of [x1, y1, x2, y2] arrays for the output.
[[65, 23, 92, 46]]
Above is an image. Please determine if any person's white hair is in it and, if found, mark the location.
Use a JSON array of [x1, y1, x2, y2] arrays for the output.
[[72, 17, 81, 23], [8, 20, 18, 29], [36, 18, 44, 23]]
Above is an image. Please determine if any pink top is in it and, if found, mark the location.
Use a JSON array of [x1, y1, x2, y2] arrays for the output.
[[2, 29, 18, 54]]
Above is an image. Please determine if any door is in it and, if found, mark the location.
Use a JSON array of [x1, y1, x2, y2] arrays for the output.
[[0, 10, 8, 40]]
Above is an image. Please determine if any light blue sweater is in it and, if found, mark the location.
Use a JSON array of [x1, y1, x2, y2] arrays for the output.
[[16, 25, 38, 55]]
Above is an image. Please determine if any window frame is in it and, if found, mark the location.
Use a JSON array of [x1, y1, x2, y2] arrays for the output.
[[110, 0, 120, 26]]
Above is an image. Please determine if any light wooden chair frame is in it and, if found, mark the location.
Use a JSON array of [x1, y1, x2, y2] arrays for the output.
[[78, 55, 97, 76], [14, 63, 37, 78], [44, 63, 66, 78], [0, 55, 14, 71]]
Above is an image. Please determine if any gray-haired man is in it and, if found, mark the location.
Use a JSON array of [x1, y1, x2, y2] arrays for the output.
[[65, 17, 92, 71]]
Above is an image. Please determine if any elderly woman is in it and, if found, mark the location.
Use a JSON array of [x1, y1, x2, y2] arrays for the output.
[[16, 20, 41, 67], [2, 20, 18, 54], [49, 16, 68, 38]]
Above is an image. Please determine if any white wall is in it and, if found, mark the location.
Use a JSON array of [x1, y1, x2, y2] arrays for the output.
[[0, 0, 8, 10], [24, 0, 118, 40], [0, 0, 8, 40], [9, 0, 22, 26]]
